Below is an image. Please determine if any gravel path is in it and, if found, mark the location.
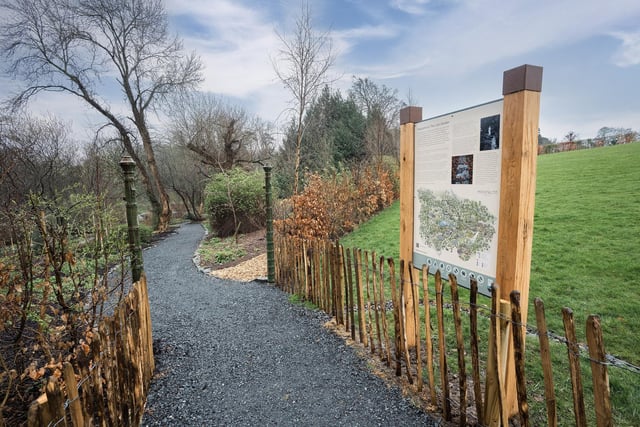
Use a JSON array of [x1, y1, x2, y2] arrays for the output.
[[142, 223, 437, 426]]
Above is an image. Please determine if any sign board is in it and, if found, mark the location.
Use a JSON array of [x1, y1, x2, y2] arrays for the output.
[[413, 99, 503, 296]]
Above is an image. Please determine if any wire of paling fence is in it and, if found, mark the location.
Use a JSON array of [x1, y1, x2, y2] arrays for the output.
[[45, 331, 123, 427], [390, 277, 639, 374]]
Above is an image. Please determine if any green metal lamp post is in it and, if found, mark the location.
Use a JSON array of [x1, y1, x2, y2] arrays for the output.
[[120, 155, 144, 282], [263, 165, 275, 283]]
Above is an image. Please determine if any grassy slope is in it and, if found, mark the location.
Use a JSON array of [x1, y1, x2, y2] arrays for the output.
[[340, 200, 401, 262], [341, 144, 640, 424], [531, 143, 640, 363]]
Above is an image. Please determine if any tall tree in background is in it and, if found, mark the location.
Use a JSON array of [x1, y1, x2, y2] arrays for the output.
[[156, 144, 207, 221], [0, 0, 202, 231], [298, 86, 366, 169], [273, 2, 334, 195], [273, 87, 366, 197], [349, 77, 404, 162], [596, 126, 638, 145]]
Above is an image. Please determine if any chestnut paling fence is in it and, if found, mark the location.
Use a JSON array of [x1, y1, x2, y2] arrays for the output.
[[274, 235, 617, 427], [27, 275, 154, 427]]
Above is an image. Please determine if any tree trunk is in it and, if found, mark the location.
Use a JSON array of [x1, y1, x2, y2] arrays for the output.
[[222, 119, 237, 171], [189, 190, 204, 221], [293, 112, 304, 196], [174, 189, 193, 220], [135, 112, 172, 232]]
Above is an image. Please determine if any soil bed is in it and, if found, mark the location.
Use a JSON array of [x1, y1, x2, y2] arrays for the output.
[[198, 228, 268, 282]]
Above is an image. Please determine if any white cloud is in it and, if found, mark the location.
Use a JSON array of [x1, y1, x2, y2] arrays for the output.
[[332, 24, 398, 56], [334, 24, 397, 42], [165, 0, 280, 97], [163, 1, 408, 125], [361, 0, 640, 80], [610, 31, 640, 67], [390, 0, 431, 15]]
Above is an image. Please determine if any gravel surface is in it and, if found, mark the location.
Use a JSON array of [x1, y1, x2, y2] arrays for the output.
[[142, 223, 438, 426]]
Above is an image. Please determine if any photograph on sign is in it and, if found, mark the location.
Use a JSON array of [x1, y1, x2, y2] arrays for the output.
[[480, 114, 500, 151], [413, 99, 503, 295], [451, 155, 473, 184]]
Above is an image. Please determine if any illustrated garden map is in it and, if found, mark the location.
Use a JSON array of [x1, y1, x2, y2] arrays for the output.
[[413, 100, 503, 295]]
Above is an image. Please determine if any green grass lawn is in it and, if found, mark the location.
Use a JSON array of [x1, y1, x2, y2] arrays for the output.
[[532, 144, 640, 365], [341, 143, 640, 425]]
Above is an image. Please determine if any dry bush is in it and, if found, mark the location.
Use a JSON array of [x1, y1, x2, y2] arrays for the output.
[[0, 193, 129, 425], [275, 163, 397, 240]]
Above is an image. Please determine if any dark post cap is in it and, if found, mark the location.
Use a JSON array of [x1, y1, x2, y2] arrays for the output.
[[400, 106, 423, 125], [263, 164, 272, 172], [119, 155, 136, 170], [503, 64, 543, 95]]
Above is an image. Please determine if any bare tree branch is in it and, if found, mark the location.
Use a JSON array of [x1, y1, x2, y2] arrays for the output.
[[272, 1, 334, 195], [0, 0, 203, 230]]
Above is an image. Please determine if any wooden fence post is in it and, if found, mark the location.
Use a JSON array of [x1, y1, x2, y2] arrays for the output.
[[371, 252, 383, 360], [355, 249, 367, 345], [409, 263, 423, 392], [399, 106, 422, 347], [379, 256, 392, 367], [364, 251, 374, 352], [450, 274, 466, 426], [586, 315, 613, 427], [563, 307, 587, 427], [484, 285, 508, 427], [345, 248, 356, 341], [534, 298, 558, 427], [399, 261, 413, 384], [63, 362, 84, 427], [422, 265, 437, 406], [388, 258, 403, 377], [510, 291, 529, 427], [45, 376, 66, 427], [435, 270, 451, 421], [469, 279, 484, 423]]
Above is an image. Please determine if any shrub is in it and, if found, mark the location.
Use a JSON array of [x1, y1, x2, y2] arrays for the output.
[[139, 224, 153, 244], [205, 168, 265, 237], [113, 224, 153, 246], [198, 236, 247, 266], [379, 156, 400, 198], [275, 163, 397, 240]]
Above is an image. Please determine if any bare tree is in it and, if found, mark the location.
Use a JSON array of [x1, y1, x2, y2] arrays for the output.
[[168, 92, 274, 170], [564, 131, 578, 143], [0, 113, 78, 207], [0, 0, 202, 231], [272, 2, 334, 195], [349, 77, 404, 162]]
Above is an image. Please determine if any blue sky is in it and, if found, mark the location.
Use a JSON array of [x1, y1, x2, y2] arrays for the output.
[[2, 0, 639, 142], [163, 0, 640, 141]]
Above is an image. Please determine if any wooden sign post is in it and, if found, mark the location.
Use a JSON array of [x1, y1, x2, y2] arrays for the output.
[[489, 64, 543, 422], [399, 106, 422, 347]]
